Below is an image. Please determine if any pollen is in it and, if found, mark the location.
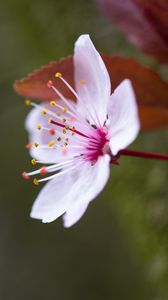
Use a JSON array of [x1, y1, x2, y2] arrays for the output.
[[50, 100, 56, 106], [57, 137, 61, 142], [31, 158, 37, 165], [36, 125, 41, 130], [34, 142, 39, 148], [25, 99, 31, 106], [33, 178, 39, 185], [64, 142, 68, 147], [65, 125, 69, 129], [71, 126, 76, 131], [48, 140, 55, 147], [55, 72, 62, 78], [41, 109, 47, 115]]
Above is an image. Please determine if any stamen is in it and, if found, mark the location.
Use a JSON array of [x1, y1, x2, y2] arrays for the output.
[[34, 142, 39, 148], [25, 99, 31, 106], [40, 167, 47, 175], [25, 142, 32, 149], [36, 125, 41, 130], [50, 119, 89, 138], [22, 172, 30, 180], [48, 140, 55, 147], [31, 158, 37, 165], [33, 178, 39, 185]]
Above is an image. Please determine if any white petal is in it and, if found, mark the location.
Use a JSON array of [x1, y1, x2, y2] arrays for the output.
[[30, 168, 75, 223], [74, 34, 111, 126], [107, 79, 140, 155], [25, 102, 78, 163], [63, 154, 110, 228]]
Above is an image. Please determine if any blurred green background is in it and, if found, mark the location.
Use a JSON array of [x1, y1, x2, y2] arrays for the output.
[[0, 0, 168, 299]]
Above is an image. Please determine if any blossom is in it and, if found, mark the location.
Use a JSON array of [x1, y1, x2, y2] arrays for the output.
[[23, 34, 140, 227]]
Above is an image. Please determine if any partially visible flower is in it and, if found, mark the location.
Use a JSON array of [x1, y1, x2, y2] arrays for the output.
[[23, 34, 140, 227]]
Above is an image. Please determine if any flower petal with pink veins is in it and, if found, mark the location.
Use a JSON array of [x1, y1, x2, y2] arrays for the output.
[[107, 79, 140, 155], [30, 154, 110, 225], [74, 34, 111, 126]]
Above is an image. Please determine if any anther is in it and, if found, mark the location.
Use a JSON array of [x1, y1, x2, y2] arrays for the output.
[[34, 142, 39, 148], [50, 100, 56, 106], [25, 99, 31, 106], [57, 137, 61, 142], [49, 128, 55, 135], [55, 72, 62, 78], [25, 142, 32, 150], [22, 172, 30, 180], [62, 107, 67, 113], [48, 140, 55, 147], [33, 178, 39, 185], [65, 125, 69, 129], [40, 167, 47, 175], [62, 128, 66, 134], [41, 109, 47, 115], [31, 158, 37, 165], [62, 118, 66, 123], [64, 142, 68, 147], [37, 125, 41, 130], [47, 80, 53, 88], [71, 126, 76, 131], [48, 118, 52, 123]]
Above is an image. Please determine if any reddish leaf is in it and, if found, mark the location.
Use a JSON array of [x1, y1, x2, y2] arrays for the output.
[[97, 0, 168, 64], [14, 56, 76, 101], [14, 54, 168, 130]]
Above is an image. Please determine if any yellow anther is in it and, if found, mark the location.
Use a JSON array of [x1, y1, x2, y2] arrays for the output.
[[33, 178, 39, 186], [41, 109, 47, 115], [64, 142, 68, 147], [71, 126, 76, 131], [55, 72, 62, 78], [57, 137, 61, 142], [31, 158, 37, 165], [62, 107, 67, 113], [34, 142, 39, 148], [70, 132, 75, 136], [25, 99, 31, 106], [37, 125, 41, 130], [48, 140, 55, 147], [65, 125, 69, 129], [50, 100, 56, 106], [62, 118, 66, 123], [62, 128, 66, 134], [48, 117, 52, 123], [79, 79, 86, 85]]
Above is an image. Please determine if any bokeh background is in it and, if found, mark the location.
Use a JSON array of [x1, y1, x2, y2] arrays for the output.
[[0, 0, 168, 299]]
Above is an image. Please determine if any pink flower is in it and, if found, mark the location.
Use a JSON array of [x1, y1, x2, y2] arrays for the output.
[[24, 35, 140, 227]]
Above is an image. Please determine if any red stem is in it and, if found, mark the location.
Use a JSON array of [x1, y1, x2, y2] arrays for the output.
[[118, 149, 168, 161]]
